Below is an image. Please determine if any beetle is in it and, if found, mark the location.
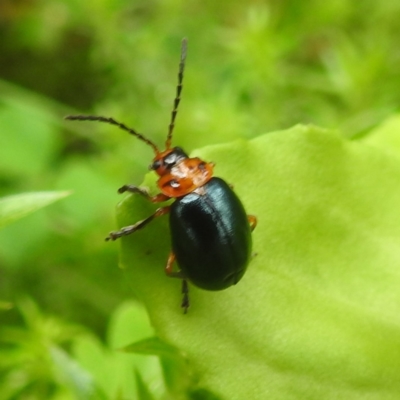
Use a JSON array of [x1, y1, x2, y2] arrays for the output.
[[66, 38, 257, 313]]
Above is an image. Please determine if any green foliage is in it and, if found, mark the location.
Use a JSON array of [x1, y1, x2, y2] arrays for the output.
[[0, 300, 164, 399], [0, 191, 70, 229], [0, 298, 93, 399], [1, 0, 400, 398], [72, 301, 165, 399]]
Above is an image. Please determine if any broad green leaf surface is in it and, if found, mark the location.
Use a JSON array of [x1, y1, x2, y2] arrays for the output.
[[0, 191, 71, 229], [117, 124, 400, 399], [361, 115, 400, 158]]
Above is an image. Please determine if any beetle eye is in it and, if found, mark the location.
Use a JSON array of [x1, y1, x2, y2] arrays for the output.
[[164, 153, 177, 166], [163, 147, 189, 168], [151, 160, 162, 170]]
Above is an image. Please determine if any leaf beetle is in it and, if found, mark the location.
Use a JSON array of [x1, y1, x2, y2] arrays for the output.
[[66, 38, 257, 313]]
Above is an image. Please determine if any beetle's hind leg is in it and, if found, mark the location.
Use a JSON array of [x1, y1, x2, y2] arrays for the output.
[[106, 206, 170, 241], [165, 252, 190, 313]]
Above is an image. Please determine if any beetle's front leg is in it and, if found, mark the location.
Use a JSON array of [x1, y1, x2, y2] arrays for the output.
[[106, 206, 170, 241], [118, 185, 170, 203], [165, 252, 189, 313]]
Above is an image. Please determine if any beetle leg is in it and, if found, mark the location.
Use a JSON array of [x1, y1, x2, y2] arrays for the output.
[[248, 215, 257, 232], [165, 252, 177, 275], [181, 280, 189, 314], [106, 206, 170, 241], [118, 185, 170, 203], [165, 252, 190, 313]]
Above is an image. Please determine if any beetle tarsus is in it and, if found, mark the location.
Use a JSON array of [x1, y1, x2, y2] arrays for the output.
[[105, 226, 137, 241], [248, 215, 257, 232], [181, 279, 189, 314], [118, 185, 170, 203], [118, 185, 148, 195], [105, 233, 116, 241]]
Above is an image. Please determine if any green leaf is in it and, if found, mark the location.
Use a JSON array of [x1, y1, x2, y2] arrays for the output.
[[0, 95, 58, 176], [50, 346, 100, 400], [116, 123, 400, 399], [121, 337, 182, 360], [360, 114, 400, 158], [0, 191, 71, 229], [0, 301, 12, 310], [135, 370, 155, 400], [122, 336, 192, 396]]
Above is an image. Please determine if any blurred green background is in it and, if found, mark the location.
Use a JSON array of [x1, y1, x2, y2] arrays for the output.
[[0, 0, 400, 398]]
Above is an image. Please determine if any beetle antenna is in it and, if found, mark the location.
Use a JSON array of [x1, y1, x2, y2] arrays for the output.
[[65, 115, 160, 153], [165, 37, 188, 149]]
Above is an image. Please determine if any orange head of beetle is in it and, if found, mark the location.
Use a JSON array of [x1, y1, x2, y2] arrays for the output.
[[150, 147, 188, 177], [149, 147, 214, 198]]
